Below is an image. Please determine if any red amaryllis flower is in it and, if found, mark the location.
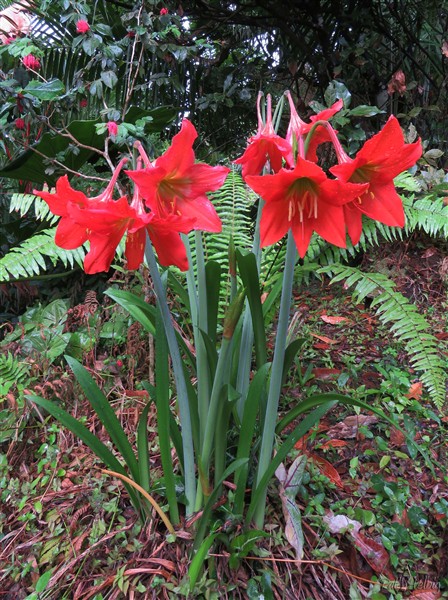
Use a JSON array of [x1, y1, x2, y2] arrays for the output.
[[68, 196, 148, 274], [107, 121, 118, 136], [76, 19, 90, 34], [127, 119, 229, 233], [246, 157, 368, 257], [285, 91, 343, 162], [34, 158, 129, 252], [329, 115, 422, 244], [22, 54, 41, 70], [234, 92, 293, 177]]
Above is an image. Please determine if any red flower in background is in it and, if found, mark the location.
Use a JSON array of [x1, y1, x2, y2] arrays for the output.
[[22, 54, 41, 70], [246, 157, 368, 257], [234, 92, 293, 177], [387, 70, 406, 96], [127, 119, 229, 233], [330, 115, 422, 244], [160, 8, 169, 15], [107, 121, 118, 136], [15, 117, 25, 129], [76, 19, 90, 34]]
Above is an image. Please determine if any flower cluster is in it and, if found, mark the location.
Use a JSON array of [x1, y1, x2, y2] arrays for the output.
[[76, 19, 90, 34], [22, 54, 41, 70], [34, 120, 230, 274], [237, 91, 422, 256]]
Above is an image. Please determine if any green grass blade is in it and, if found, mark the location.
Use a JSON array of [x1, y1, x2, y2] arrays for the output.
[[27, 394, 141, 511], [188, 533, 219, 591], [141, 380, 185, 470], [234, 363, 270, 515], [137, 401, 152, 493], [65, 356, 140, 483]]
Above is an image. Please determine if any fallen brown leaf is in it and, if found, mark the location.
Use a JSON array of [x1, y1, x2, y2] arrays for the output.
[[320, 315, 351, 324], [351, 530, 395, 580], [326, 415, 378, 439]]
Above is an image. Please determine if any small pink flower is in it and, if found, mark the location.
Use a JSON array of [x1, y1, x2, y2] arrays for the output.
[[80, 98, 88, 108], [22, 54, 41, 70], [116, 359, 123, 368], [160, 8, 169, 15], [15, 118, 25, 130], [107, 121, 118, 136], [4, 36, 16, 45], [76, 19, 90, 34]]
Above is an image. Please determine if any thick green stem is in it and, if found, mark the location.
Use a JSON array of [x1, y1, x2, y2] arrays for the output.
[[144, 236, 196, 515], [252, 230, 297, 527]]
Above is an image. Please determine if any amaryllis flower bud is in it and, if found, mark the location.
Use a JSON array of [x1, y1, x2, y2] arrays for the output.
[[15, 118, 25, 130], [22, 54, 41, 70], [76, 20, 90, 34], [107, 121, 118, 136]]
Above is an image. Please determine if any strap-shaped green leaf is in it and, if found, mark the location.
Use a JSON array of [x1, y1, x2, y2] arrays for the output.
[[65, 356, 140, 482], [26, 394, 141, 511]]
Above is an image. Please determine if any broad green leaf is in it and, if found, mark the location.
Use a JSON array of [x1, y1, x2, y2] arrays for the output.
[[24, 78, 65, 100], [349, 105, 384, 117]]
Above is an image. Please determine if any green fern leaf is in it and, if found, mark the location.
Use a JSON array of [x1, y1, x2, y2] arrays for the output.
[[320, 264, 446, 409], [0, 228, 86, 282], [205, 167, 254, 263], [403, 195, 448, 238], [10, 193, 59, 224]]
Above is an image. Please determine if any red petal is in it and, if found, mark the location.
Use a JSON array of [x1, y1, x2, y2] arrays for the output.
[[235, 136, 292, 176], [176, 194, 222, 232], [311, 204, 347, 248], [186, 163, 230, 198], [125, 228, 146, 270], [343, 203, 363, 245], [34, 175, 87, 217], [156, 118, 197, 174], [147, 225, 189, 270], [259, 200, 290, 246], [357, 181, 405, 227], [55, 218, 89, 249], [309, 98, 344, 124], [84, 229, 126, 274]]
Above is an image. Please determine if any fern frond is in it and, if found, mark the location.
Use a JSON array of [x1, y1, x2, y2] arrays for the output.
[[0, 353, 30, 395], [0, 228, 86, 282], [200, 167, 254, 267], [10, 193, 59, 224], [403, 195, 448, 238], [320, 264, 446, 409]]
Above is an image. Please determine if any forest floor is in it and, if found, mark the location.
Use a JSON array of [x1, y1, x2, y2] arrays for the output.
[[0, 233, 447, 600]]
